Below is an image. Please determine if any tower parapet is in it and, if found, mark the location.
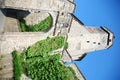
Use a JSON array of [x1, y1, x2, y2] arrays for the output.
[[1, 0, 75, 13]]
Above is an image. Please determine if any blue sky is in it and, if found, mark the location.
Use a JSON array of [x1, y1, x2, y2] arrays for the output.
[[74, 0, 120, 80]]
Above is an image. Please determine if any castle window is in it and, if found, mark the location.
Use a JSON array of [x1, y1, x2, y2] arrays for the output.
[[98, 43, 101, 45], [61, 12, 64, 15], [109, 39, 111, 42], [87, 41, 90, 43]]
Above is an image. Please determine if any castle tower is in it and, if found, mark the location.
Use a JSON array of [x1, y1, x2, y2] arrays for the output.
[[66, 17, 114, 61]]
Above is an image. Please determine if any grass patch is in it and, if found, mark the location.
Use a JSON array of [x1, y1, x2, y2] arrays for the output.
[[26, 36, 65, 58], [12, 50, 23, 80], [0, 55, 3, 61], [0, 67, 3, 71], [19, 16, 52, 32]]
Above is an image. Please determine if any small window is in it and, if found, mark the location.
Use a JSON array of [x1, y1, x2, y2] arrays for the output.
[[87, 41, 90, 43], [98, 43, 101, 45], [61, 12, 64, 15], [109, 39, 111, 42]]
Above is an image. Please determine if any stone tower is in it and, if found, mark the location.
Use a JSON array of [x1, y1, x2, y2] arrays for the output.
[[0, 0, 114, 80]]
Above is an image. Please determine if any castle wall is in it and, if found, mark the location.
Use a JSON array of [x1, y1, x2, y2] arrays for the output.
[[69, 0, 74, 2], [0, 32, 49, 78], [0, 10, 5, 33], [0, 0, 114, 79], [3, 17, 20, 32], [3, 0, 75, 13], [24, 12, 50, 25], [0, 32, 49, 55], [67, 18, 113, 60], [68, 64, 85, 80]]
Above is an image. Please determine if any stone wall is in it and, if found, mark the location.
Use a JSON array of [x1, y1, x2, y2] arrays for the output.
[[0, 54, 13, 79], [24, 12, 50, 25], [0, 32, 49, 78], [0, 32, 49, 54], [0, 0, 4, 7], [69, 0, 74, 2], [0, 32, 63, 79], [0, 10, 5, 33], [2, 0, 75, 13], [4, 17, 20, 32], [68, 64, 85, 80]]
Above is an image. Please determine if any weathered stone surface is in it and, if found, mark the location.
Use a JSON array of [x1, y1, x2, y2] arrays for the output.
[[69, 0, 74, 2], [0, 10, 5, 33], [2, 0, 75, 13], [24, 12, 49, 25], [54, 12, 73, 36], [0, 32, 49, 54], [21, 74, 32, 80], [61, 50, 72, 62], [0, 54, 13, 78], [0, 0, 4, 6], [68, 64, 85, 80], [4, 17, 20, 32], [4, 0, 38, 9]]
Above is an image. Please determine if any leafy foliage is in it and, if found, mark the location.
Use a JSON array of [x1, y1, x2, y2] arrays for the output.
[[12, 50, 23, 80], [11, 36, 78, 80], [0, 67, 3, 71], [26, 36, 65, 58], [19, 16, 52, 32], [0, 55, 3, 61], [26, 54, 77, 80], [19, 19, 27, 32]]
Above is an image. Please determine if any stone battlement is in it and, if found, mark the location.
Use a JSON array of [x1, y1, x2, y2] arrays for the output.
[[1, 0, 75, 13]]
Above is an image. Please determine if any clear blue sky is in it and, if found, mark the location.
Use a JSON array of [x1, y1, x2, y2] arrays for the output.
[[74, 0, 120, 80]]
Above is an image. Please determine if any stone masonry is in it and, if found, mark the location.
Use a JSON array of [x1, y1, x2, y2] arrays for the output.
[[0, 0, 114, 80]]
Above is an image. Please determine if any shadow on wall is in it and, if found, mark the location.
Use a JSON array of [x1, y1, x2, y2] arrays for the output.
[[0, 8, 30, 19]]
